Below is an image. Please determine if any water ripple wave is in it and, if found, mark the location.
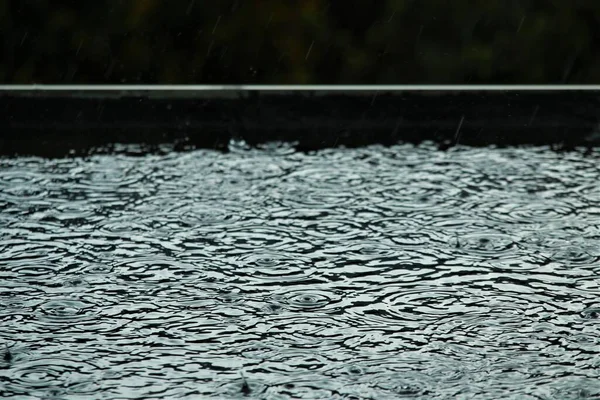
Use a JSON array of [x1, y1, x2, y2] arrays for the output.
[[0, 144, 599, 399]]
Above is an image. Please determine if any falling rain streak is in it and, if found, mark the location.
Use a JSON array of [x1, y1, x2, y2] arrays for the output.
[[454, 115, 464, 145], [305, 41, 314, 60], [212, 16, 221, 35], [0, 142, 599, 398]]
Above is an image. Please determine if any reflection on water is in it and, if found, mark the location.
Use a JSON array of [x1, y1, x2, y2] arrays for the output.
[[1, 142, 599, 399]]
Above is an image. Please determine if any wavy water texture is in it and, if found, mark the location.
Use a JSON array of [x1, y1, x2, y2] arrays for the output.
[[0, 143, 599, 399]]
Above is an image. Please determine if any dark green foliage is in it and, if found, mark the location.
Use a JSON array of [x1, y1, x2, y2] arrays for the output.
[[1, 0, 598, 83]]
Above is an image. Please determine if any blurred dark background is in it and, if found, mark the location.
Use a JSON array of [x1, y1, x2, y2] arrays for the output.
[[1, 0, 599, 84]]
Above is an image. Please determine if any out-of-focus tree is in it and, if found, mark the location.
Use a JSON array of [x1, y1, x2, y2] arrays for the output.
[[1, 0, 599, 83]]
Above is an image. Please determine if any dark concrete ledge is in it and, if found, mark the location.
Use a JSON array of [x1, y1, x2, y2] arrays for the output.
[[1, 86, 599, 157]]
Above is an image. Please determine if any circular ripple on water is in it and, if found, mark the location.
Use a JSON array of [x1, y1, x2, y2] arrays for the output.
[[378, 183, 455, 211], [546, 379, 600, 400], [577, 183, 600, 203], [239, 343, 281, 360], [346, 241, 405, 262], [369, 217, 425, 236], [0, 169, 42, 184], [369, 218, 446, 247], [520, 231, 570, 249], [81, 262, 114, 275], [11, 263, 59, 280], [521, 233, 598, 265], [456, 233, 516, 257], [34, 298, 99, 327], [303, 218, 367, 240], [255, 141, 298, 155], [45, 201, 98, 224], [353, 287, 468, 325], [549, 246, 597, 265], [286, 166, 366, 190], [85, 163, 143, 192], [427, 215, 490, 232], [565, 333, 599, 352], [432, 306, 529, 349], [285, 292, 332, 311], [370, 371, 434, 399], [276, 186, 358, 209], [268, 379, 365, 400], [580, 307, 600, 320], [5, 358, 98, 397], [256, 320, 348, 359], [215, 224, 301, 250], [113, 257, 198, 284], [171, 202, 243, 227], [269, 289, 341, 313], [96, 218, 153, 235], [356, 242, 399, 257], [478, 199, 576, 225], [227, 156, 288, 181], [206, 285, 249, 308], [388, 231, 440, 247], [237, 252, 315, 282], [0, 170, 48, 200], [340, 243, 443, 269]]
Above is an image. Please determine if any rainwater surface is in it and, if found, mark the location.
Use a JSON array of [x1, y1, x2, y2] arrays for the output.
[[1, 142, 599, 399]]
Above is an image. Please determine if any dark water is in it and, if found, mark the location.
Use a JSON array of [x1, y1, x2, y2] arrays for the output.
[[1, 142, 599, 399]]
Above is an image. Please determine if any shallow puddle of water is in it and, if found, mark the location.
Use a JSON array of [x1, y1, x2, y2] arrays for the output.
[[1, 142, 599, 399]]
